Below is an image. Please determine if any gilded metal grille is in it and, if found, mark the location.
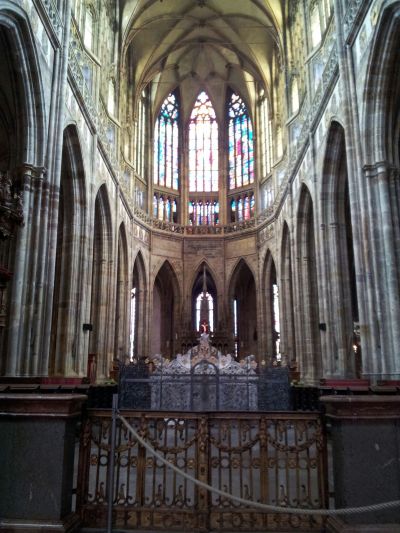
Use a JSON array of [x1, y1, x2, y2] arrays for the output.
[[77, 411, 327, 531]]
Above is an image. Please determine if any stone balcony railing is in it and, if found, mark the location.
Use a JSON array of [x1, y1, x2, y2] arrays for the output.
[[132, 206, 258, 236]]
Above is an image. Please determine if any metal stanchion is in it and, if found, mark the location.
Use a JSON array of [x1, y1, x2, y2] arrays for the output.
[[106, 393, 118, 533]]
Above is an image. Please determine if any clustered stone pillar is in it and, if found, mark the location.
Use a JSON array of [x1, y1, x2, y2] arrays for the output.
[[0, 394, 86, 532]]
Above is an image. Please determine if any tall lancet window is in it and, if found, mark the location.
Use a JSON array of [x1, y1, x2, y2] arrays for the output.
[[154, 92, 179, 190], [228, 92, 254, 190], [192, 266, 217, 332], [195, 267, 214, 331], [196, 292, 214, 332], [188, 92, 219, 226], [189, 91, 219, 192]]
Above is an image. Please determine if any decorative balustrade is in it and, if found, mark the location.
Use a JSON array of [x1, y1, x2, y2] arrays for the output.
[[69, 18, 119, 171], [36, 0, 63, 41], [132, 206, 258, 236], [76, 411, 327, 531], [343, 0, 369, 40]]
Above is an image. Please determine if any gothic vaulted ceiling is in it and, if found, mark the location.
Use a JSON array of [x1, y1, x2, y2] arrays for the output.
[[121, 0, 283, 120]]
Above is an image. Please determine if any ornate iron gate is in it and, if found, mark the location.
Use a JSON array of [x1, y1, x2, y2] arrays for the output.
[[77, 410, 327, 531]]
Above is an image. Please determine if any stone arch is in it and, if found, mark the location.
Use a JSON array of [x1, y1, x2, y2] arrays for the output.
[[114, 222, 129, 362], [89, 184, 114, 380], [0, 8, 46, 376], [262, 249, 280, 361], [190, 260, 218, 333], [151, 260, 181, 358], [132, 250, 148, 358], [280, 221, 296, 365], [49, 125, 88, 377], [0, 7, 45, 166], [361, 1, 400, 377], [228, 258, 257, 359], [296, 184, 321, 383], [363, 2, 400, 163], [320, 121, 359, 378]]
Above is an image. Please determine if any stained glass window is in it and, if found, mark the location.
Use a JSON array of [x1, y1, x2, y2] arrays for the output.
[[154, 92, 179, 189], [188, 200, 219, 226], [228, 92, 254, 189], [153, 193, 177, 223], [189, 92, 219, 192], [153, 194, 158, 217], [230, 193, 255, 222], [136, 89, 148, 180], [260, 97, 271, 176], [196, 292, 214, 332]]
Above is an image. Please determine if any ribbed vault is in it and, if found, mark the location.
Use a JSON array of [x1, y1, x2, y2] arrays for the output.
[[121, 0, 283, 117]]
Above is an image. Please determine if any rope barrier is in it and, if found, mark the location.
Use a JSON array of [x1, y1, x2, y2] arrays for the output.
[[119, 414, 400, 517]]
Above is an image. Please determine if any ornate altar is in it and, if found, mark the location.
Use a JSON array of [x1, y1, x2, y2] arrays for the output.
[[118, 333, 259, 411], [149, 333, 258, 411]]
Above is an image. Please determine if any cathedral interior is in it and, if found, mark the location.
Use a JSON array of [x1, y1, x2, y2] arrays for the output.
[[1, 0, 400, 531], [0, 0, 400, 385]]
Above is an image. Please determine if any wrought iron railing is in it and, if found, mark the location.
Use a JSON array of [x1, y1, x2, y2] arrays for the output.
[[76, 410, 327, 531]]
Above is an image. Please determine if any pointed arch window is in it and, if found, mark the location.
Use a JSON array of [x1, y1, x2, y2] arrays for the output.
[[230, 193, 255, 222], [108, 78, 116, 116], [260, 96, 271, 177], [291, 77, 299, 114], [310, 4, 322, 48], [84, 6, 94, 51], [189, 199, 219, 226], [195, 292, 214, 332], [154, 92, 179, 190], [136, 89, 148, 181], [153, 193, 178, 223], [189, 91, 219, 192], [228, 92, 254, 190]]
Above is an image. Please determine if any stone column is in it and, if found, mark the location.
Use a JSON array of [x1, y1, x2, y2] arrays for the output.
[[321, 395, 400, 532], [0, 394, 86, 532]]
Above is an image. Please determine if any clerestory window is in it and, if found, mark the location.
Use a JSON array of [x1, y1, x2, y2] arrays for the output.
[[188, 91, 219, 193], [154, 92, 179, 190], [228, 92, 254, 190]]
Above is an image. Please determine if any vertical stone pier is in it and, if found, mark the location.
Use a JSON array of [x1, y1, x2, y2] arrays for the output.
[[321, 396, 400, 532], [0, 394, 86, 532]]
